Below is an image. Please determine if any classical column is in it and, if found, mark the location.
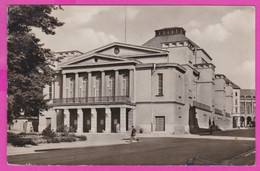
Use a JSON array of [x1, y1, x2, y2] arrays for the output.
[[120, 107, 126, 132], [101, 71, 106, 97], [63, 74, 67, 98], [75, 73, 79, 99], [88, 72, 92, 97], [51, 109, 57, 131], [77, 108, 83, 133], [105, 108, 111, 133], [90, 108, 97, 133], [64, 109, 70, 128], [115, 70, 119, 97], [129, 69, 134, 102], [237, 116, 241, 127]]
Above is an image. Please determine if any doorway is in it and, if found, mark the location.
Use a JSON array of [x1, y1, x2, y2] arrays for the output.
[[155, 116, 165, 131], [111, 108, 120, 133], [83, 109, 91, 133], [97, 108, 105, 133]]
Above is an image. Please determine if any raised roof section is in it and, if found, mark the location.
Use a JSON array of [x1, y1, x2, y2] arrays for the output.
[[143, 27, 200, 49]]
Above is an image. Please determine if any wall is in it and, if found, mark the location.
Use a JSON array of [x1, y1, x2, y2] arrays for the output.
[[196, 108, 211, 129], [168, 47, 194, 65], [196, 66, 215, 108], [134, 56, 168, 63], [214, 78, 226, 111], [195, 49, 212, 64], [39, 109, 56, 132]]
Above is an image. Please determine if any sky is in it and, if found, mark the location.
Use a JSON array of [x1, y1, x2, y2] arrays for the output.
[[32, 6, 255, 89]]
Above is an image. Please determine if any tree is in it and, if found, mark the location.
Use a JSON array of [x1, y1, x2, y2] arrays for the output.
[[7, 5, 64, 124]]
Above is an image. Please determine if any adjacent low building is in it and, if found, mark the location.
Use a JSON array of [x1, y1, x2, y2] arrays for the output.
[[232, 89, 255, 128], [39, 27, 254, 134]]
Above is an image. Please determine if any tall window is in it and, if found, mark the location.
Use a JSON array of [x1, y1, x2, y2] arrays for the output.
[[108, 79, 113, 96], [235, 99, 238, 105], [235, 92, 238, 96], [49, 82, 52, 99], [82, 80, 87, 97], [70, 78, 75, 98], [122, 77, 129, 96], [158, 74, 163, 96], [235, 107, 238, 113], [94, 77, 101, 97]]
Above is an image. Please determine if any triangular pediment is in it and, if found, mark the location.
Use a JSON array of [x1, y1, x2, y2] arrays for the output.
[[60, 42, 167, 67], [96, 42, 168, 56], [70, 55, 123, 65], [62, 54, 130, 66]]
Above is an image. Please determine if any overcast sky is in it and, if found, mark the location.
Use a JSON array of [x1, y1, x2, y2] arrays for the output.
[[33, 6, 255, 89]]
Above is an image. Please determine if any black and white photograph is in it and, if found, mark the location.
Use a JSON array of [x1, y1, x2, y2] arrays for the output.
[[7, 5, 255, 165]]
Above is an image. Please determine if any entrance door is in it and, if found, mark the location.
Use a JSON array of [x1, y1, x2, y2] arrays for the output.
[[155, 116, 165, 131], [97, 108, 105, 133], [111, 108, 120, 133], [83, 109, 91, 132], [69, 109, 77, 132]]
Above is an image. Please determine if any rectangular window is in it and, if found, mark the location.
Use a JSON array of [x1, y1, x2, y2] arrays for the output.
[[235, 107, 238, 113], [240, 102, 245, 114], [155, 116, 165, 131], [70, 79, 75, 98], [158, 74, 163, 96], [235, 99, 238, 105], [46, 118, 51, 128], [49, 82, 52, 99], [94, 78, 101, 97], [235, 92, 238, 96], [82, 81, 87, 97], [108, 80, 113, 96], [122, 78, 127, 96]]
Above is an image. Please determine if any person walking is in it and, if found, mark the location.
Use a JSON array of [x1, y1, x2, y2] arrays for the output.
[[130, 126, 139, 143]]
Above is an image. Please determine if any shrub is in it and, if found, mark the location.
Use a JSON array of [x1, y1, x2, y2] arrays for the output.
[[42, 125, 56, 138], [56, 125, 69, 133], [69, 126, 76, 132], [76, 135, 87, 141], [18, 132, 40, 136], [7, 133, 19, 143], [11, 137, 32, 147]]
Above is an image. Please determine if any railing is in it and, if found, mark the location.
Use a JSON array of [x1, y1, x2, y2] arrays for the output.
[[53, 96, 131, 105]]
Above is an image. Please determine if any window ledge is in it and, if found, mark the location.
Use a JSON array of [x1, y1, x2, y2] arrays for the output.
[[156, 95, 164, 97]]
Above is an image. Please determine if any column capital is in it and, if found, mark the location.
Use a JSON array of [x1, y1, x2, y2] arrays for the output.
[[105, 108, 111, 114], [77, 108, 83, 113], [64, 109, 69, 114]]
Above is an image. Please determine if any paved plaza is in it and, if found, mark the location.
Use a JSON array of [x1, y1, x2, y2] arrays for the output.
[[7, 128, 255, 165]]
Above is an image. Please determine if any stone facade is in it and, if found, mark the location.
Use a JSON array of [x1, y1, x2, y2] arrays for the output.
[[39, 27, 248, 134]]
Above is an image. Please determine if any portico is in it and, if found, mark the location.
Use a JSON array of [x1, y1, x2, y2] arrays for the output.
[[52, 106, 135, 133]]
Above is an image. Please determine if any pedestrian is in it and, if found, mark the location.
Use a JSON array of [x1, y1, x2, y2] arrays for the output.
[[116, 123, 120, 133], [130, 126, 139, 143], [209, 124, 213, 135]]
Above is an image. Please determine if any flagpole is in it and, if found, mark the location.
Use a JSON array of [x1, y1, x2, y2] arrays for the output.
[[125, 6, 126, 43]]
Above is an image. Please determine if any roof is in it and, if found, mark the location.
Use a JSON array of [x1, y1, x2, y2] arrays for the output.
[[240, 89, 255, 96], [56, 50, 83, 54], [143, 33, 200, 49], [224, 77, 240, 89]]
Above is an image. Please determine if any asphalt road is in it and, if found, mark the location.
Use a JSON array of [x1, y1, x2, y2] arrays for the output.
[[211, 128, 255, 137], [8, 137, 255, 166]]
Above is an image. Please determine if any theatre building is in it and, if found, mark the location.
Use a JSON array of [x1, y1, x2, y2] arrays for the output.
[[39, 27, 238, 134]]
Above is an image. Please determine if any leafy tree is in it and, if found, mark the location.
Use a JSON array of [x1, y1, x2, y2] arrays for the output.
[[7, 5, 64, 124]]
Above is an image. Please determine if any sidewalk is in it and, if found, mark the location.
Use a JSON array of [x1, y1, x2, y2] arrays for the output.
[[7, 132, 255, 156]]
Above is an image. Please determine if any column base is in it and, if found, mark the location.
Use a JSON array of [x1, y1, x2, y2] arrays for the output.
[[89, 130, 97, 133], [103, 130, 111, 133]]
